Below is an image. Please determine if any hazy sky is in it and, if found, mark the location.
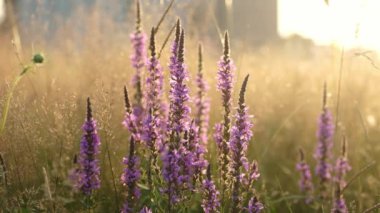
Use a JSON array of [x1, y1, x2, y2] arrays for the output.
[[278, 0, 380, 50]]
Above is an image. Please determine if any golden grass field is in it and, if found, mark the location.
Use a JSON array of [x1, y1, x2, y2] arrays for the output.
[[1, 2, 380, 212]]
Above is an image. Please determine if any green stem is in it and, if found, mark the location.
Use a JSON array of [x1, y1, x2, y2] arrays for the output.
[[0, 65, 32, 136]]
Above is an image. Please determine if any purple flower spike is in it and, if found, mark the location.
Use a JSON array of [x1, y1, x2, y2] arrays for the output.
[[247, 196, 264, 213], [194, 44, 210, 145], [246, 160, 260, 186], [130, 0, 147, 107], [202, 164, 220, 213], [75, 98, 101, 196], [230, 75, 253, 212], [168, 27, 191, 135], [162, 147, 181, 206], [123, 86, 141, 141], [188, 121, 207, 183], [334, 137, 351, 188], [168, 19, 181, 77], [314, 83, 334, 196], [143, 28, 165, 185], [331, 195, 348, 213], [214, 123, 223, 150], [216, 31, 236, 192], [296, 149, 314, 203], [331, 137, 351, 213], [121, 137, 141, 213], [140, 207, 152, 213]]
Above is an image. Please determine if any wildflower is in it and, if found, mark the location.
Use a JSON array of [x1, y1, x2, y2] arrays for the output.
[[296, 149, 314, 203], [331, 137, 351, 213], [168, 19, 181, 78], [123, 86, 141, 141], [194, 44, 210, 145], [161, 147, 181, 206], [130, 0, 147, 106], [334, 137, 351, 188], [130, 0, 147, 141], [216, 31, 236, 192], [247, 196, 264, 213], [168, 27, 190, 135], [188, 121, 207, 183], [314, 83, 334, 196], [230, 75, 253, 212], [246, 160, 260, 186], [201, 164, 220, 213], [143, 28, 165, 185], [76, 98, 101, 196], [121, 137, 141, 213], [331, 197, 348, 213], [140, 207, 152, 213]]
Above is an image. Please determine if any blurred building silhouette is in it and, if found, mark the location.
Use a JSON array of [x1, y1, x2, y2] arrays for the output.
[[1, 0, 278, 45]]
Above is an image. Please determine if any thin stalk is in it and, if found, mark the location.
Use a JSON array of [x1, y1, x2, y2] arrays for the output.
[[0, 65, 32, 136], [154, 0, 175, 34]]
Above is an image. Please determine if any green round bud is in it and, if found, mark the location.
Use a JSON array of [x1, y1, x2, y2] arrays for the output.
[[32, 53, 44, 64]]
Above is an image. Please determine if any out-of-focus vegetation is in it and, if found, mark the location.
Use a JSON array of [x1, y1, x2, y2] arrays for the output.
[[1, 1, 380, 212]]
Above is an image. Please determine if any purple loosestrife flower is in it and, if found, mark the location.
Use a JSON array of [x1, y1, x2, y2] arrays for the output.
[[123, 87, 141, 141], [76, 98, 101, 196], [143, 28, 165, 186], [331, 197, 348, 213], [161, 146, 181, 207], [188, 121, 207, 184], [168, 19, 181, 79], [314, 83, 334, 197], [247, 196, 264, 213], [194, 44, 210, 145], [334, 137, 351, 188], [202, 164, 220, 213], [214, 123, 223, 152], [296, 149, 314, 203], [130, 0, 147, 108], [129, 0, 147, 142], [144, 27, 165, 116], [230, 75, 253, 212], [121, 137, 141, 213], [245, 160, 260, 187], [168, 27, 190, 135], [216, 31, 236, 193], [331, 138, 351, 213], [140, 207, 152, 213]]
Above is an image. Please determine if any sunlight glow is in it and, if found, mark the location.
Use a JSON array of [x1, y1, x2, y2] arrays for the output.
[[279, 0, 380, 51], [0, 0, 5, 24]]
